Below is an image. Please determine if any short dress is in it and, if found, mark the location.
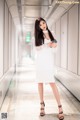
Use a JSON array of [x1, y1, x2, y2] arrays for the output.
[[35, 38, 56, 83]]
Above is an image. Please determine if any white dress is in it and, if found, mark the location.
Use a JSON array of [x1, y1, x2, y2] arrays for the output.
[[35, 38, 56, 83]]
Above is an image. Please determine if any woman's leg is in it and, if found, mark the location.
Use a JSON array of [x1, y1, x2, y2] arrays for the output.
[[49, 83, 61, 105], [49, 83, 64, 119], [38, 83, 45, 116], [38, 83, 44, 102]]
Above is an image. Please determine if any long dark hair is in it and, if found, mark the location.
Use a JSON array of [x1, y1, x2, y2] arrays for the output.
[[34, 17, 55, 46]]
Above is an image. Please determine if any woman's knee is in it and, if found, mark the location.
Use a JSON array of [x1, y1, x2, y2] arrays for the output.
[[49, 82, 56, 86], [38, 83, 43, 86]]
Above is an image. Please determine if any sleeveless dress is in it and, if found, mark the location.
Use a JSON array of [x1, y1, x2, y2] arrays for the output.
[[35, 38, 56, 83]]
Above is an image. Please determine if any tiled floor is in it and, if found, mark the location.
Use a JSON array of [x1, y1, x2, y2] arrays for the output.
[[1, 57, 80, 120]]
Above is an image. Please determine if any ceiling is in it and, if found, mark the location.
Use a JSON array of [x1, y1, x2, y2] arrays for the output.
[[6, 0, 79, 35], [6, 0, 53, 33]]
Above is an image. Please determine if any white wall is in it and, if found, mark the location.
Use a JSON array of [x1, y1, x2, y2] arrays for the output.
[[61, 13, 68, 69], [55, 5, 79, 74], [55, 19, 61, 67], [78, 4, 80, 75], [9, 12, 12, 68], [0, 0, 4, 78], [68, 5, 78, 74], [0, 0, 17, 108], [4, 1, 9, 73], [53, 4, 80, 101], [11, 20, 16, 66]]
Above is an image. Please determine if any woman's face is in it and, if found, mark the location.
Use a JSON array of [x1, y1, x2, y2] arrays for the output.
[[39, 20, 47, 31]]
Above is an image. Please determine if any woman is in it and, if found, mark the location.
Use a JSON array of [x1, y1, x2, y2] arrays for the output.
[[34, 17, 64, 120]]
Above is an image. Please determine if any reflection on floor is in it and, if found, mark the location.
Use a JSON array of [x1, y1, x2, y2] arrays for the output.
[[1, 57, 80, 120]]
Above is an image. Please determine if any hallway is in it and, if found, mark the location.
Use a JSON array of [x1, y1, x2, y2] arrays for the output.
[[1, 57, 80, 120], [0, 0, 80, 119]]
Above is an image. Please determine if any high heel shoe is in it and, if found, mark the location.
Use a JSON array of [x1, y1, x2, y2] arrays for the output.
[[40, 101, 45, 116], [58, 105, 64, 120]]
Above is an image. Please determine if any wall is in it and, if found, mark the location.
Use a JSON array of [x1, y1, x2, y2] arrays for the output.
[[0, 0, 4, 78], [78, 4, 80, 75], [0, 0, 17, 109], [68, 5, 78, 74], [52, 4, 80, 101]]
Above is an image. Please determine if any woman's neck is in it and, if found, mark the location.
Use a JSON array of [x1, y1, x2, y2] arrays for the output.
[[43, 30, 50, 40], [43, 30, 48, 33]]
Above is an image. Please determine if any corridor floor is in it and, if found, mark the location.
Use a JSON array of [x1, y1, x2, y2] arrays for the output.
[[1, 57, 80, 120]]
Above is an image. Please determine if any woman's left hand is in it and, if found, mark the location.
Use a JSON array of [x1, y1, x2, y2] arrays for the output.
[[47, 42, 57, 48], [47, 42, 52, 47], [51, 43, 57, 48]]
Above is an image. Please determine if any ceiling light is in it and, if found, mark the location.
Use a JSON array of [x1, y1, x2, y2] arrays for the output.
[[49, 5, 52, 7], [24, 17, 26, 19]]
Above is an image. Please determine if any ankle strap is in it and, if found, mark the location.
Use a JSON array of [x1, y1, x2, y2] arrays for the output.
[[58, 105, 62, 108], [40, 101, 45, 106]]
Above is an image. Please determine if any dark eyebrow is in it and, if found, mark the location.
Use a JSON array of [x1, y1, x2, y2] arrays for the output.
[[40, 21, 44, 25]]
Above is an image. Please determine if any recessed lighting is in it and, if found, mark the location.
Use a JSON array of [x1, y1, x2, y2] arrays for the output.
[[24, 17, 26, 19], [49, 5, 52, 7]]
